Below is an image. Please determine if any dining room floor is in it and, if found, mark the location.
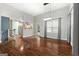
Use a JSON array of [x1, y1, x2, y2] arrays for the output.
[[0, 36, 72, 56]]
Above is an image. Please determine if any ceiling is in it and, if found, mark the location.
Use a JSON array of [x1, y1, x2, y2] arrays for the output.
[[6, 3, 70, 16]]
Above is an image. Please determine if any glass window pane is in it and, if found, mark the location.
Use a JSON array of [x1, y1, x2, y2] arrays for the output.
[[47, 19, 58, 33], [53, 20, 58, 27], [47, 28, 51, 32], [52, 28, 58, 33], [47, 21, 52, 27]]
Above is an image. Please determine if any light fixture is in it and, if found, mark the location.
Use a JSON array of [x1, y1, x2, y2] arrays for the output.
[[21, 16, 32, 29], [43, 3, 52, 21], [43, 3, 49, 6], [23, 22, 32, 29]]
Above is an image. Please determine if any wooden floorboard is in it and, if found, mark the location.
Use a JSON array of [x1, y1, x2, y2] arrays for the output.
[[0, 36, 72, 56]]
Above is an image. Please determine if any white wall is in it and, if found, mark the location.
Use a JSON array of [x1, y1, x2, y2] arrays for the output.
[[72, 3, 79, 56], [34, 5, 70, 40], [0, 3, 33, 41]]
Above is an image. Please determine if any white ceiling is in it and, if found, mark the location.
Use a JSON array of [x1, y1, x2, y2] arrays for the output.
[[6, 3, 70, 16]]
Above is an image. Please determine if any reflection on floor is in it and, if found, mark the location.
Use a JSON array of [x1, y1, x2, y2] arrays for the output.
[[0, 36, 72, 56]]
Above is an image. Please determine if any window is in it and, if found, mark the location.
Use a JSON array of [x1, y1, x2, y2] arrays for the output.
[[47, 19, 58, 33], [47, 21, 52, 32]]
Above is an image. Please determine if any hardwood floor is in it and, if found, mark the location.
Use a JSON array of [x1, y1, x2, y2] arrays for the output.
[[0, 36, 72, 56]]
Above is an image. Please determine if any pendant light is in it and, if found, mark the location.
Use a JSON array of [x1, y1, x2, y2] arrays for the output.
[[43, 3, 52, 21]]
